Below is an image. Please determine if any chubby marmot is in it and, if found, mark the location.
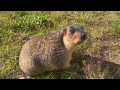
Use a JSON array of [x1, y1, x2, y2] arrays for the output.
[[19, 25, 87, 76]]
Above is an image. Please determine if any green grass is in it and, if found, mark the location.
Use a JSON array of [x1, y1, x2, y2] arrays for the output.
[[0, 11, 120, 79], [109, 20, 120, 35]]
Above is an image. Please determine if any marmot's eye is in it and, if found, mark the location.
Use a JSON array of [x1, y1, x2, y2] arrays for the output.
[[70, 29, 75, 34]]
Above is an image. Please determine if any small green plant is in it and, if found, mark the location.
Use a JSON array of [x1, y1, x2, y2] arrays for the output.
[[109, 20, 120, 35], [13, 15, 53, 33]]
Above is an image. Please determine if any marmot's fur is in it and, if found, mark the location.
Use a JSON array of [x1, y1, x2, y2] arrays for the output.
[[19, 25, 87, 76]]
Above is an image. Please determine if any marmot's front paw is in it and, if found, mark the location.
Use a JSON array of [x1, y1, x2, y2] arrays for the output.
[[19, 76, 35, 79]]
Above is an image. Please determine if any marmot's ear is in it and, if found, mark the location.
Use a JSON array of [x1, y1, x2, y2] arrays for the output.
[[62, 28, 67, 35]]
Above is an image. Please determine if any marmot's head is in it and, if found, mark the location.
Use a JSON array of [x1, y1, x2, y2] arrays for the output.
[[63, 25, 87, 47]]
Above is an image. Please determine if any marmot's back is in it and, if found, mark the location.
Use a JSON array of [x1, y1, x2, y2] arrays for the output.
[[19, 25, 87, 76], [19, 32, 68, 76]]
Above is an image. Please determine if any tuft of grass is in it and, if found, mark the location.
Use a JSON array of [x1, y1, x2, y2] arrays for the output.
[[109, 20, 120, 35], [90, 29, 104, 39], [13, 15, 54, 33], [0, 44, 20, 79]]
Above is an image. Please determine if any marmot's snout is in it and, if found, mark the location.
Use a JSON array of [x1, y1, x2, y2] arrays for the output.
[[66, 25, 87, 44], [66, 25, 87, 45], [78, 26, 87, 43], [81, 32, 87, 43]]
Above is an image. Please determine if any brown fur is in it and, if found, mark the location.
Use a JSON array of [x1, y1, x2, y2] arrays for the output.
[[19, 25, 86, 76]]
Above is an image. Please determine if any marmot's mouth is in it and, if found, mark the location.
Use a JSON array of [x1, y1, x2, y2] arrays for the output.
[[77, 41, 81, 44]]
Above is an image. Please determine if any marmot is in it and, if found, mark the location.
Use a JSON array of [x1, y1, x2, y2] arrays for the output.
[[19, 25, 87, 76]]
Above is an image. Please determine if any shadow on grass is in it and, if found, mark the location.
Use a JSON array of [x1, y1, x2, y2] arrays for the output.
[[9, 54, 120, 79], [36, 54, 120, 79], [71, 54, 120, 79]]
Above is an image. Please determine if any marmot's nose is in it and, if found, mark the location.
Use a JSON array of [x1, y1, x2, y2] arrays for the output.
[[81, 33, 87, 41]]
